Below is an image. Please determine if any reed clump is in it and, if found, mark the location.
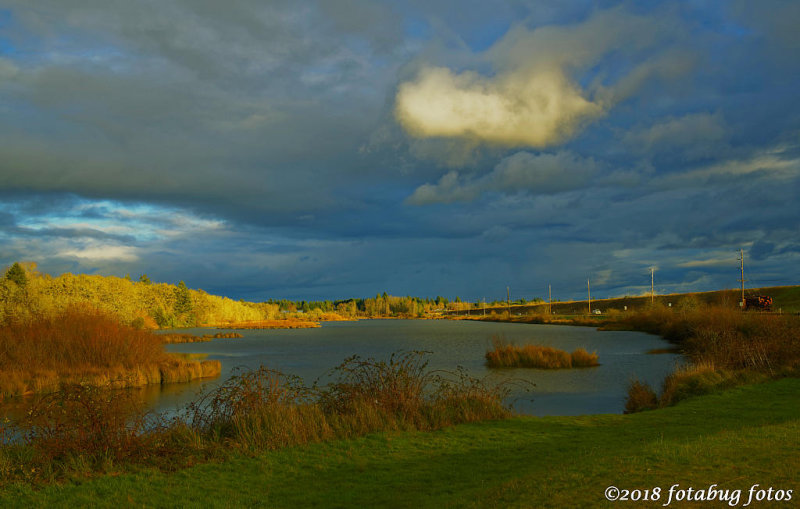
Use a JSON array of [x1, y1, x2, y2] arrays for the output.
[[161, 332, 243, 344], [0, 307, 221, 399], [190, 351, 512, 451], [161, 333, 210, 344], [224, 319, 320, 329], [624, 379, 659, 414], [485, 336, 599, 369]]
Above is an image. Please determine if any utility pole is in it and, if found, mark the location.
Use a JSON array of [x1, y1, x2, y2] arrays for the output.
[[507, 286, 511, 311], [587, 279, 591, 315], [548, 284, 552, 315], [483, 297, 486, 316], [650, 267, 655, 305], [738, 249, 747, 307]]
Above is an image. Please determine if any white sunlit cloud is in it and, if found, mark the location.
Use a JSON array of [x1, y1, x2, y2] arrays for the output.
[[394, 8, 684, 149], [59, 244, 140, 262], [395, 66, 604, 148]]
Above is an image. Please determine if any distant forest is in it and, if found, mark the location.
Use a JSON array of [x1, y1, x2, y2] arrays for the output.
[[0, 262, 541, 328]]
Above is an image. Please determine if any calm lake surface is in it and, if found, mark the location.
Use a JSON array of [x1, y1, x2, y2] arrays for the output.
[[150, 319, 681, 417]]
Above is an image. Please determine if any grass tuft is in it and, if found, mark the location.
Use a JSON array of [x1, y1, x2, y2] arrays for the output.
[[624, 379, 658, 413], [485, 335, 599, 369]]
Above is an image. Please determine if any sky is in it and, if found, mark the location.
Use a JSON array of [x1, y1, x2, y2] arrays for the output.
[[0, 0, 799, 302]]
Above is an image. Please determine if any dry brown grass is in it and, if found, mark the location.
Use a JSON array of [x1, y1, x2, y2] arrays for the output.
[[0, 306, 168, 370], [0, 350, 518, 484], [624, 380, 659, 414], [616, 304, 800, 371], [161, 333, 211, 344], [451, 313, 604, 327], [188, 351, 513, 452], [316, 313, 352, 322], [15, 383, 155, 463], [485, 336, 599, 369], [160, 332, 243, 344], [623, 304, 800, 412], [224, 319, 320, 329], [0, 307, 220, 399], [570, 348, 600, 367]]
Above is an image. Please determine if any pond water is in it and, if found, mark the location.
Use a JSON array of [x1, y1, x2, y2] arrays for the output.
[[146, 319, 681, 417]]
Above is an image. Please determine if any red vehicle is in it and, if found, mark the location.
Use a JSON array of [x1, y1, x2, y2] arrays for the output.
[[743, 295, 772, 311]]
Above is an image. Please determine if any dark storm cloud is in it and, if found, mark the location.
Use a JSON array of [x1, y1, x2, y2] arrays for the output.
[[0, 0, 403, 228], [0, 1, 799, 300]]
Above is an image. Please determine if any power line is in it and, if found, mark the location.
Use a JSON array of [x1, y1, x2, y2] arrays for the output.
[[738, 249, 747, 306], [587, 278, 591, 315], [650, 267, 655, 305]]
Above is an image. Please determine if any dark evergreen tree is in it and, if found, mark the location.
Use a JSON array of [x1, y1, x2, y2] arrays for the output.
[[5, 262, 27, 287], [174, 280, 193, 315]]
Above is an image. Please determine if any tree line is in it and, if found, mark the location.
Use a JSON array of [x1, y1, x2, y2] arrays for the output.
[[1, 262, 544, 326], [0, 262, 277, 328]]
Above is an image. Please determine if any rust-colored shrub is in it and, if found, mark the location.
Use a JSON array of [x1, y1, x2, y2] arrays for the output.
[[624, 379, 658, 414], [485, 335, 599, 369]]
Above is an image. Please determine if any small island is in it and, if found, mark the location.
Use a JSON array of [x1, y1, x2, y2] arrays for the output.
[[485, 336, 599, 369]]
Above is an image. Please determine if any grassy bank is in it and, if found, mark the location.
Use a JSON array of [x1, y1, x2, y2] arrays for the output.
[[485, 336, 598, 369], [160, 332, 243, 344], [452, 312, 606, 327], [0, 351, 512, 486], [223, 319, 321, 329], [616, 304, 800, 411], [0, 308, 220, 399], [1, 376, 796, 507], [450, 284, 800, 317]]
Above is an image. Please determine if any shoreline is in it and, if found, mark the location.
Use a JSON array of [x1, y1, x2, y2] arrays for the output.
[[0, 357, 221, 401]]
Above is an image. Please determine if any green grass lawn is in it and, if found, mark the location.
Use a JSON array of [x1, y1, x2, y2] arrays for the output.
[[2, 378, 798, 508]]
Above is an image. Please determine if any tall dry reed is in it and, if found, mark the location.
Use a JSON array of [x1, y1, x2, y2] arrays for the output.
[[0, 306, 218, 398], [616, 304, 800, 371], [623, 304, 800, 412], [485, 335, 599, 369], [187, 351, 514, 452]]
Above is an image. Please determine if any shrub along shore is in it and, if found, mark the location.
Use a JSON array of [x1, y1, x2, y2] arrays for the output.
[[0, 351, 515, 486], [617, 304, 800, 412], [1, 377, 797, 507], [0, 308, 220, 400], [454, 302, 800, 412], [160, 332, 244, 344]]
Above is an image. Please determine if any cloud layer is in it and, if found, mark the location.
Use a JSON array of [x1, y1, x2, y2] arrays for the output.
[[407, 151, 597, 204], [0, 1, 799, 301]]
